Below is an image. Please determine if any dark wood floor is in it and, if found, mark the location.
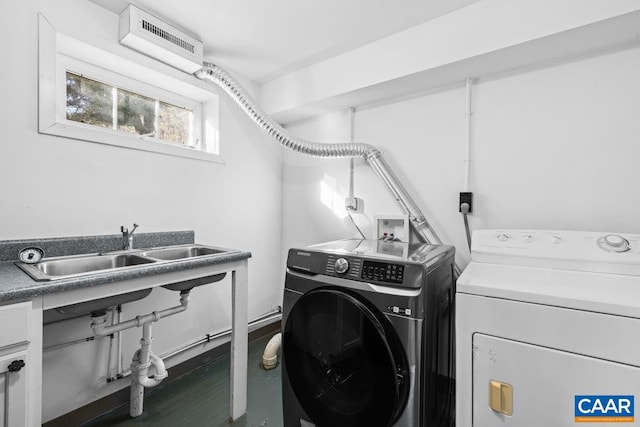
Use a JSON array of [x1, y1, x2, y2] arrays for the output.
[[83, 334, 283, 427]]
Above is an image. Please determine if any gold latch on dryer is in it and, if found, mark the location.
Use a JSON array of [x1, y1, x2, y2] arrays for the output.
[[489, 380, 513, 416]]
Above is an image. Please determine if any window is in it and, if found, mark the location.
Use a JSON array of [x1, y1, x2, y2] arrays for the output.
[[66, 72, 196, 148], [38, 14, 221, 163]]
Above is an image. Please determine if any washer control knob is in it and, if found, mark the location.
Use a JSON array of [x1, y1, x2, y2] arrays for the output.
[[496, 233, 510, 242], [598, 234, 630, 253], [551, 235, 562, 244], [523, 234, 534, 243], [334, 258, 349, 274]]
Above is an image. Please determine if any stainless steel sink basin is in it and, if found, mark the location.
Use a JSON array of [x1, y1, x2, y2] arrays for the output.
[[17, 242, 236, 317], [16, 242, 238, 319], [16, 253, 155, 281], [161, 273, 227, 292], [140, 245, 227, 261], [140, 245, 232, 291], [54, 288, 153, 316], [16, 244, 232, 282]]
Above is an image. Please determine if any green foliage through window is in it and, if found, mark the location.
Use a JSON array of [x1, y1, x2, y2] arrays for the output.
[[66, 73, 113, 128], [66, 72, 194, 146]]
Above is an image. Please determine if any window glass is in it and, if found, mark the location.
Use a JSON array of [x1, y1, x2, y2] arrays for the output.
[[66, 73, 113, 129], [159, 102, 192, 146], [117, 89, 155, 136], [65, 71, 195, 147]]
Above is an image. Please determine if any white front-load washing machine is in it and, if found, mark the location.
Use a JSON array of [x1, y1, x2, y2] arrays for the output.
[[456, 230, 640, 426], [282, 239, 456, 427]]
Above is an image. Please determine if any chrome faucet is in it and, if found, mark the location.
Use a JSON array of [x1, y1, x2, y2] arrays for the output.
[[121, 223, 139, 250]]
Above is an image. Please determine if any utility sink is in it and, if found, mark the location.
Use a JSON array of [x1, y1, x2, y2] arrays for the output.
[[16, 244, 231, 282], [17, 243, 234, 315], [18, 253, 157, 316], [17, 253, 155, 281], [54, 288, 153, 316], [160, 273, 227, 292], [140, 245, 230, 291]]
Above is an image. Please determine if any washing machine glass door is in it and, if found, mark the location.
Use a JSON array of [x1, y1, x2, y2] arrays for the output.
[[284, 288, 409, 427]]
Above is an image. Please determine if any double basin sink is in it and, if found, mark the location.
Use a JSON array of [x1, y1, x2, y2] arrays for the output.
[[17, 244, 233, 315]]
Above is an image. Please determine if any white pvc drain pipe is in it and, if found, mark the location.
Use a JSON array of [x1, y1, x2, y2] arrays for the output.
[[262, 333, 281, 370], [90, 291, 191, 417]]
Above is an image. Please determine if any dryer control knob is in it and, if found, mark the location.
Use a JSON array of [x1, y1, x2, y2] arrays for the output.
[[598, 234, 630, 252], [496, 233, 510, 242], [604, 234, 627, 248], [334, 258, 349, 274]]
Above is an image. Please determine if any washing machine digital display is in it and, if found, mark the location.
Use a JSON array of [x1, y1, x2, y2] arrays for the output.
[[361, 260, 404, 284]]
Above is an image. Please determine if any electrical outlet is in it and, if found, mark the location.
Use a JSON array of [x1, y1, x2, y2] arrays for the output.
[[459, 192, 473, 213], [345, 197, 364, 213]]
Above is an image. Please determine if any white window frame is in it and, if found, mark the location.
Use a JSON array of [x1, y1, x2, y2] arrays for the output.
[[38, 14, 222, 164]]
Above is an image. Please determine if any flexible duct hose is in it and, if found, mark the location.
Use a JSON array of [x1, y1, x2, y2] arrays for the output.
[[194, 63, 460, 276], [195, 63, 378, 158]]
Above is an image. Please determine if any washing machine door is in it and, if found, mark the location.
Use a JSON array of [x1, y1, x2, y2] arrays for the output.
[[284, 287, 409, 427]]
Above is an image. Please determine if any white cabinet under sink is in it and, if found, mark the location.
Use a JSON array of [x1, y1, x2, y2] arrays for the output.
[[0, 301, 41, 427]]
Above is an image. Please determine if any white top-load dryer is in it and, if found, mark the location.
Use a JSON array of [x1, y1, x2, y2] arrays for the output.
[[456, 230, 640, 427]]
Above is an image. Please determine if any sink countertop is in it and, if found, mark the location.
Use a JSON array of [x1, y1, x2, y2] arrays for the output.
[[0, 231, 251, 303]]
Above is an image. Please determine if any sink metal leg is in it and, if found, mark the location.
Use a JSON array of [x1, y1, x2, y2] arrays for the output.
[[4, 371, 9, 427], [230, 260, 248, 421]]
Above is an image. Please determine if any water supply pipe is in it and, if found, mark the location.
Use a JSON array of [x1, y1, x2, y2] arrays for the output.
[[117, 305, 123, 378], [461, 78, 474, 250], [464, 78, 473, 193], [106, 306, 117, 381], [346, 106, 366, 239], [194, 63, 461, 276], [348, 106, 356, 200]]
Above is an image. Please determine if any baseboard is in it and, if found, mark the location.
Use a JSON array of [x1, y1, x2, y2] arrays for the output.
[[44, 321, 281, 427]]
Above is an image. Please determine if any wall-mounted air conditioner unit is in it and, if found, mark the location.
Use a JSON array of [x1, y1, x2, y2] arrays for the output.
[[119, 4, 203, 73]]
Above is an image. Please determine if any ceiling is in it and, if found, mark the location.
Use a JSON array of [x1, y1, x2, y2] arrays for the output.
[[90, 0, 480, 85]]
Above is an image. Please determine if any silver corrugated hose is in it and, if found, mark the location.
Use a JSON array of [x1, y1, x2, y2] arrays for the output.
[[194, 62, 461, 276], [195, 63, 375, 158]]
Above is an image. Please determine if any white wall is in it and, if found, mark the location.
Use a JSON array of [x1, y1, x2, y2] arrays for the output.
[[261, 0, 640, 123], [0, 0, 283, 421], [283, 46, 640, 269], [4, 0, 640, 421]]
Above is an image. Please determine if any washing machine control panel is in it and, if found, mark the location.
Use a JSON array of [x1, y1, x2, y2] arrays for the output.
[[361, 260, 404, 284], [323, 255, 411, 285], [325, 255, 362, 280]]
